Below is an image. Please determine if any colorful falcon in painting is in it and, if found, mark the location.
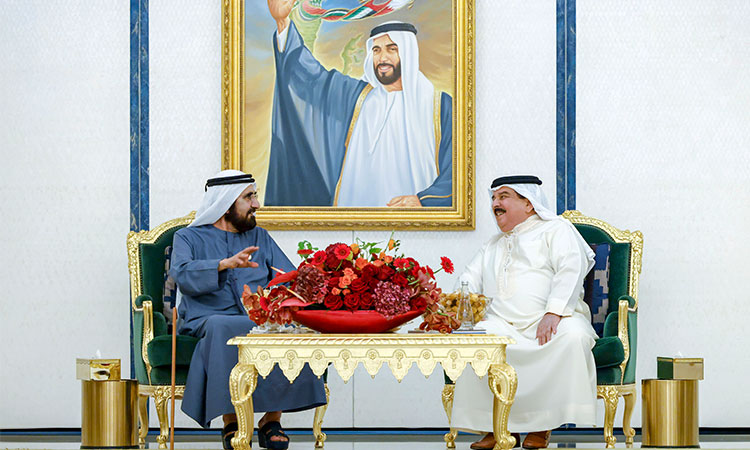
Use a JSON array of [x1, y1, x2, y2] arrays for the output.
[[298, 0, 415, 22]]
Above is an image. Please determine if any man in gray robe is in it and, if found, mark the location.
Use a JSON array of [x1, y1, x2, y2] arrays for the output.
[[170, 170, 326, 449]]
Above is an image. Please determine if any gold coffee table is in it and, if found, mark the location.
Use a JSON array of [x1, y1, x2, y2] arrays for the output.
[[227, 333, 517, 450]]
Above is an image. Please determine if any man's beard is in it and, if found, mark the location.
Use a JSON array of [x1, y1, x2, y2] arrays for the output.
[[225, 203, 257, 233], [374, 61, 401, 85]]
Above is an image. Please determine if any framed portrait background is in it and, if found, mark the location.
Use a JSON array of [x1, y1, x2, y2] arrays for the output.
[[222, 0, 475, 230]]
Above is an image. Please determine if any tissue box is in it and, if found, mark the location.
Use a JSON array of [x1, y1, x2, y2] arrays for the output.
[[76, 358, 121, 381], [657, 357, 704, 380]]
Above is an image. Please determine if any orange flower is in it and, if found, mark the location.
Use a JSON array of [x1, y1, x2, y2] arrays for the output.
[[355, 257, 369, 270], [382, 254, 393, 264], [350, 243, 360, 254], [343, 268, 356, 278], [339, 275, 353, 288], [388, 238, 396, 250]]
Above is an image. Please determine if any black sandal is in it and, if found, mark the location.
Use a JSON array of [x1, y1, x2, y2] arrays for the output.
[[222, 421, 239, 450], [257, 420, 289, 450]]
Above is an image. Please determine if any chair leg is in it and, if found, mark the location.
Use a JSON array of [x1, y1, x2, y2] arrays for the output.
[[138, 394, 149, 447], [598, 386, 619, 449], [441, 383, 458, 449], [622, 386, 637, 447], [153, 387, 170, 449], [312, 384, 330, 449]]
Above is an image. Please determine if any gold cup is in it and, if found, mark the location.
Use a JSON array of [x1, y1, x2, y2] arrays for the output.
[[81, 379, 138, 449]]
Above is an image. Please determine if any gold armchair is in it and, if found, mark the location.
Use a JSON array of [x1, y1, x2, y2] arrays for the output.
[[127, 212, 197, 448]]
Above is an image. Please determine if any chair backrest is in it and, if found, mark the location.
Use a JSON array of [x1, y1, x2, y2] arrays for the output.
[[563, 210, 643, 312], [127, 212, 195, 384], [563, 210, 643, 384]]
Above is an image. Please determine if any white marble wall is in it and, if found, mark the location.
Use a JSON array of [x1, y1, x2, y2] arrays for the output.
[[0, 1, 130, 428], [577, 0, 750, 427], [2, 0, 749, 430]]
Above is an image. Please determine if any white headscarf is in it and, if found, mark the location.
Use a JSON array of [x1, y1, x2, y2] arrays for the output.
[[489, 177, 595, 264], [190, 170, 256, 227], [360, 21, 436, 157], [488, 181, 558, 221]]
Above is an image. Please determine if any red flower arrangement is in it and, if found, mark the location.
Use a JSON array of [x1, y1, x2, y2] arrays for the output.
[[242, 237, 460, 333]]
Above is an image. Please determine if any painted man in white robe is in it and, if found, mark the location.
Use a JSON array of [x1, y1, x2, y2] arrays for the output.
[[265, 0, 453, 207], [451, 175, 597, 450]]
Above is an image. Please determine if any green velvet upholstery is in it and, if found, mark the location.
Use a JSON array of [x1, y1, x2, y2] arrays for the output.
[[148, 335, 199, 368], [592, 336, 624, 369], [150, 367, 190, 386]]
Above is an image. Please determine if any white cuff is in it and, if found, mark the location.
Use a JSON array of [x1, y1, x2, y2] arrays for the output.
[[276, 24, 290, 52]]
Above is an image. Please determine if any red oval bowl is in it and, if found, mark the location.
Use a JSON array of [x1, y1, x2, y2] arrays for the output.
[[291, 309, 423, 333]]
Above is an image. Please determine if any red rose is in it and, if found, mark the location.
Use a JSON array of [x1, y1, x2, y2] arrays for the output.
[[310, 250, 326, 265], [377, 265, 395, 281], [324, 294, 343, 310], [361, 264, 378, 279], [440, 256, 454, 274], [350, 278, 368, 293], [328, 277, 341, 289], [359, 292, 374, 309], [410, 295, 427, 311], [392, 273, 409, 287], [333, 243, 351, 260], [367, 277, 380, 289], [344, 293, 360, 311]]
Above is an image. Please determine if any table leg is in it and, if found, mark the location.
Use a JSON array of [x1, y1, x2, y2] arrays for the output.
[[441, 383, 458, 449], [229, 363, 258, 450], [313, 384, 330, 448], [488, 362, 517, 450]]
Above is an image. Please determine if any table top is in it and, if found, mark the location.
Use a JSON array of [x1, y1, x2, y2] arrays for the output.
[[228, 333, 514, 346]]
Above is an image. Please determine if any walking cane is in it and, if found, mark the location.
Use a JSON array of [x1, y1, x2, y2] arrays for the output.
[[170, 306, 177, 450]]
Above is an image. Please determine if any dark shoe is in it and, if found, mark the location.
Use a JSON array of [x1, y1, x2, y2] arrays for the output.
[[257, 420, 289, 450], [522, 430, 551, 449], [470, 432, 521, 449], [222, 421, 239, 450]]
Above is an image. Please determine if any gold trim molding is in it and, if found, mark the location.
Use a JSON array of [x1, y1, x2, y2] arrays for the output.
[[221, 0, 475, 230]]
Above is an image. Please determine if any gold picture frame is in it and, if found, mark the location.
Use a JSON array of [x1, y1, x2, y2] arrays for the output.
[[222, 0, 474, 230]]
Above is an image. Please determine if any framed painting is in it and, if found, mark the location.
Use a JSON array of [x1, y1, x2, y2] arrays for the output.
[[222, 0, 474, 230]]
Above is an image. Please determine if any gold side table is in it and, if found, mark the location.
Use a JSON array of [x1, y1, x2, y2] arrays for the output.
[[642, 378, 699, 448], [227, 333, 517, 450]]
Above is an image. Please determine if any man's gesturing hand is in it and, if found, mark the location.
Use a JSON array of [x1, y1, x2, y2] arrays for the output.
[[219, 246, 260, 272], [536, 312, 562, 346], [267, 0, 293, 33]]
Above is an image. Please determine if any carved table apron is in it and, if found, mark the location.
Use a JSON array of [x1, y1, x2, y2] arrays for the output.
[[227, 333, 517, 450]]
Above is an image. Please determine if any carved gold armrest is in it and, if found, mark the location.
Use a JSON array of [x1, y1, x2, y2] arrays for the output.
[[139, 298, 155, 384], [617, 298, 631, 385]]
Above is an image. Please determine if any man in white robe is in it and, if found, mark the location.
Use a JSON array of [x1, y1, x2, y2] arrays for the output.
[[451, 175, 598, 449]]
